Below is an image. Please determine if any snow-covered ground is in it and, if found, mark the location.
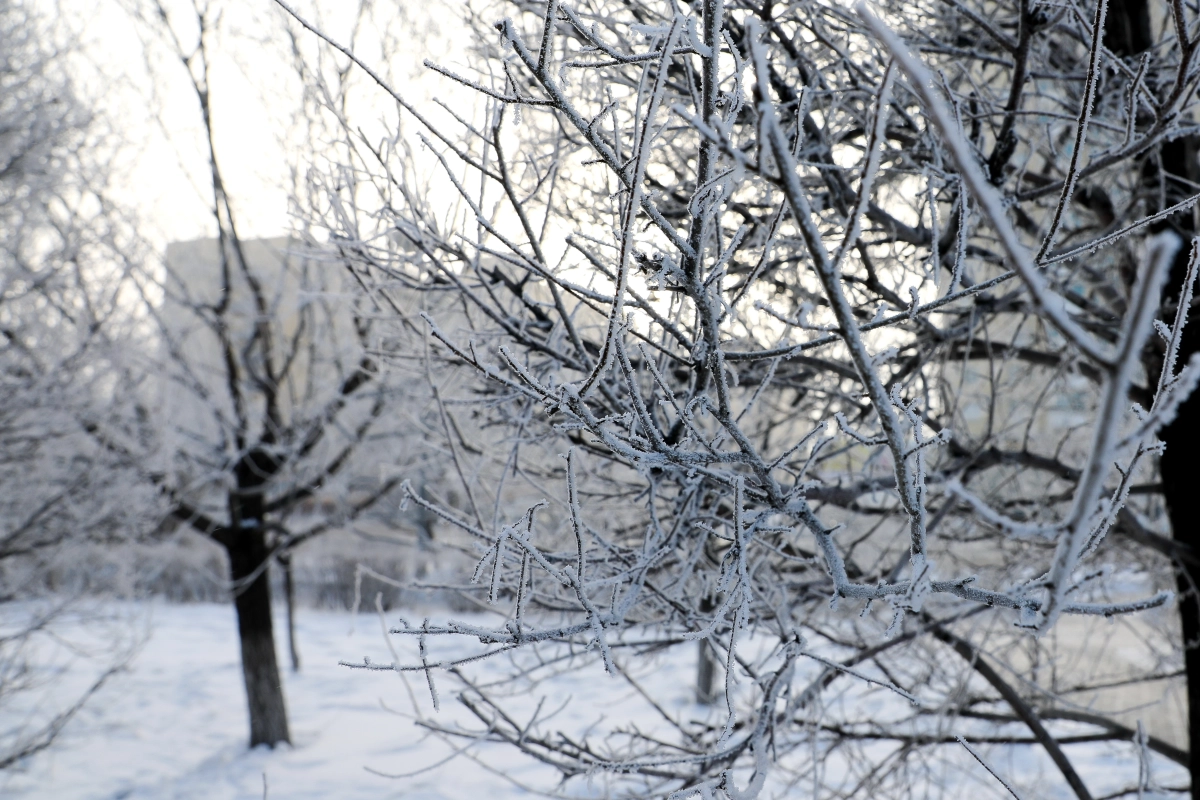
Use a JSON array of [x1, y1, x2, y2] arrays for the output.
[[0, 600, 1188, 799], [1, 601, 595, 799]]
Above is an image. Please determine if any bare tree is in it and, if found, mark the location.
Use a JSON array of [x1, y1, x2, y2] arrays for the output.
[[283, 0, 1200, 796], [74, 0, 439, 749], [0, 0, 151, 770], [277, 0, 1200, 794]]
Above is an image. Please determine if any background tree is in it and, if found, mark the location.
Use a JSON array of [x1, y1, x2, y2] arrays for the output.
[[0, 0, 152, 769], [84, 0, 434, 748], [282, 0, 1200, 795]]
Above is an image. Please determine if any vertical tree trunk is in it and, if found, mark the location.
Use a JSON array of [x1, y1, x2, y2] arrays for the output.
[[696, 640, 718, 704], [696, 594, 718, 704], [414, 477, 436, 580], [1101, 7, 1200, 792], [1103, 4, 1199, 790], [1159, 216, 1200, 794], [225, 528, 291, 748], [225, 448, 291, 748], [1166, 472, 1200, 797], [280, 549, 301, 672]]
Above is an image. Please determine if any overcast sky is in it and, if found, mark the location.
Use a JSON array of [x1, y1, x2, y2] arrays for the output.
[[68, 0, 469, 248]]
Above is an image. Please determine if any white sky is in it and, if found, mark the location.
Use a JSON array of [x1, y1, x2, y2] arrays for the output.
[[63, 0, 474, 248]]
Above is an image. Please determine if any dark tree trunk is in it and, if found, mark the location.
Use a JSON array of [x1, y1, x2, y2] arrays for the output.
[[280, 550, 301, 672], [1159, 206, 1200, 794], [1102, 0, 1152, 56], [225, 528, 291, 748], [1165, 417, 1200, 796], [222, 447, 290, 748], [696, 640, 718, 704], [1104, 4, 1199, 791], [696, 593, 718, 704]]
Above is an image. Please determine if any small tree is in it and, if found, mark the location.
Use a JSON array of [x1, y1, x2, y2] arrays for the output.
[[90, 0, 432, 748], [288, 0, 1200, 794]]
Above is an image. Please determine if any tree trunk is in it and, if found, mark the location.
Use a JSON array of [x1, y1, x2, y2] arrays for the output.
[[696, 593, 718, 704], [280, 549, 301, 672], [1101, 3, 1200, 790], [1159, 217, 1200, 794], [1172, 504, 1200, 798], [225, 527, 291, 748]]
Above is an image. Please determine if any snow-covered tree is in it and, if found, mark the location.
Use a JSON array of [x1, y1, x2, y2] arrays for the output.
[[279, 0, 1200, 795], [0, 0, 152, 769], [94, 0, 442, 749]]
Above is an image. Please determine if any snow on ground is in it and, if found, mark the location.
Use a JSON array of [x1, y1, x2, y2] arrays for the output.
[[0, 600, 1188, 799], [1, 600, 601, 799]]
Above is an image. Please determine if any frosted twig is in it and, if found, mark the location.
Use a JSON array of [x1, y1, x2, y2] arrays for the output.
[[858, 3, 1116, 367], [956, 735, 1026, 799], [1034, 0, 1109, 262]]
